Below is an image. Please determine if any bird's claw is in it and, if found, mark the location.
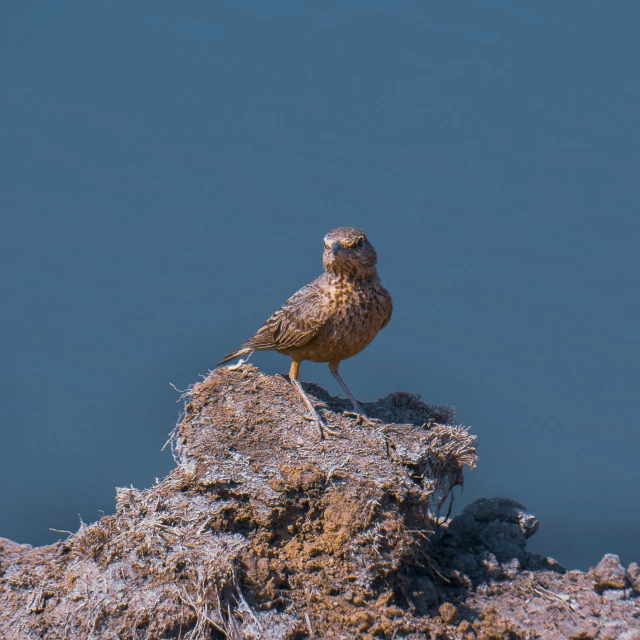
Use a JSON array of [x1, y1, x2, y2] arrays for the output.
[[303, 414, 342, 438], [321, 423, 343, 437], [343, 411, 381, 427]]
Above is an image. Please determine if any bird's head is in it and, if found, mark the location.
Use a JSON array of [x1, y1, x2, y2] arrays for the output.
[[322, 227, 378, 279]]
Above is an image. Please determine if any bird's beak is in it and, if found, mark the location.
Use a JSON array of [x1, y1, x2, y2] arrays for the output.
[[331, 241, 342, 255]]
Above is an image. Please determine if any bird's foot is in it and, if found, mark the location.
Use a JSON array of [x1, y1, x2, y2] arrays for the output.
[[302, 413, 342, 438], [343, 411, 382, 427]]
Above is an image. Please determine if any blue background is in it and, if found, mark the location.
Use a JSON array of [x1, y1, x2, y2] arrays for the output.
[[1, 1, 638, 570]]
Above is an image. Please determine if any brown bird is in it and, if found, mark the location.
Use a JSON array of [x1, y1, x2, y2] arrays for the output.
[[219, 227, 392, 437]]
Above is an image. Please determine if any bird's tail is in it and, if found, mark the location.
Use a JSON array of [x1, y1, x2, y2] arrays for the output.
[[217, 345, 254, 366]]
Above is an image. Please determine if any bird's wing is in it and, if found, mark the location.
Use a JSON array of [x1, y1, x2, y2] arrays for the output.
[[246, 278, 330, 352]]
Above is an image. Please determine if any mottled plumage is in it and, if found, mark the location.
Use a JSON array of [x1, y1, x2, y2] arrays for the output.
[[219, 227, 392, 436]]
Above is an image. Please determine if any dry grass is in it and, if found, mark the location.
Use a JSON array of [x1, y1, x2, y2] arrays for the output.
[[0, 365, 477, 639]]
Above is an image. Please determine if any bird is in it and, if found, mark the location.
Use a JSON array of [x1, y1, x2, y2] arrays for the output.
[[218, 227, 392, 437]]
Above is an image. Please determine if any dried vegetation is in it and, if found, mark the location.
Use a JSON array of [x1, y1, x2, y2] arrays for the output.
[[0, 365, 638, 638]]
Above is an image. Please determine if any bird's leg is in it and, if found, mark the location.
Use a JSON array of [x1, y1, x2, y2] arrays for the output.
[[329, 361, 364, 413], [289, 361, 341, 438], [328, 361, 381, 425]]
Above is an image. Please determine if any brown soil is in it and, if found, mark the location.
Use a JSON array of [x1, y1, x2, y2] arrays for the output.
[[0, 365, 638, 639]]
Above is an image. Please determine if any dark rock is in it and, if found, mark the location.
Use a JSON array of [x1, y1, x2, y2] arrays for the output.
[[447, 512, 476, 534], [461, 497, 539, 538], [542, 556, 566, 572], [449, 552, 479, 575], [410, 576, 439, 614], [477, 520, 528, 564], [437, 497, 540, 584]]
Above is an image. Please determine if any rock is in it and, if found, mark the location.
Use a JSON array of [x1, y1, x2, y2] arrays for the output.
[[478, 520, 528, 565], [410, 576, 440, 614], [627, 562, 640, 593], [591, 554, 629, 591], [542, 556, 566, 572], [439, 602, 458, 623], [437, 498, 541, 584], [480, 551, 505, 580], [462, 497, 539, 538], [502, 558, 521, 579], [450, 552, 480, 575]]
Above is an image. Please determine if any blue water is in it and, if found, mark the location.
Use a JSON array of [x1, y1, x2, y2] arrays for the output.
[[1, 1, 639, 570]]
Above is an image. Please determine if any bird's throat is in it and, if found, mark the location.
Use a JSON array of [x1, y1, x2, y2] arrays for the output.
[[326, 265, 380, 288]]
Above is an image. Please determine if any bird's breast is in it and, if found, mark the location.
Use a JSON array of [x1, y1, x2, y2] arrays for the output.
[[305, 282, 391, 362]]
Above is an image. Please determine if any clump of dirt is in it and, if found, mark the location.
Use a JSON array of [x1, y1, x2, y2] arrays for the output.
[[0, 365, 638, 639], [434, 501, 640, 639]]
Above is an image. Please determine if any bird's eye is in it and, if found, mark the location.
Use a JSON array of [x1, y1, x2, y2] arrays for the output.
[[357, 237, 364, 248]]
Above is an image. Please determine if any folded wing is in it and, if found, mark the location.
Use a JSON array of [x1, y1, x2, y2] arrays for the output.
[[218, 277, 330, 364]]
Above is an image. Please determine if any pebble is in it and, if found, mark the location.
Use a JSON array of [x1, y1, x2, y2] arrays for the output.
[[439, 602, 458, 624]]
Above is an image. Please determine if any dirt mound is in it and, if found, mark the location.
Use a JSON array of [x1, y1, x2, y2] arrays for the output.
[[435, 502, 640, 638], [0, 365, 638, 638]]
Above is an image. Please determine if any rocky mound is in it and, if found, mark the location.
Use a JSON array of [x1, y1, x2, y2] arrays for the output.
[[0, 365, 638, 639]]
